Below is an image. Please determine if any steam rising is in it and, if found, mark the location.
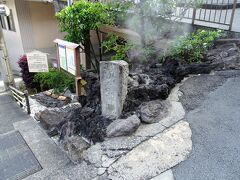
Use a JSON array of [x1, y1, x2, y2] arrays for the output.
[[101, 0, 200, 61]]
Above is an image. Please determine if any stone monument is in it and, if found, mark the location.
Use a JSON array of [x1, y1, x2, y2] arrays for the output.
[[100, 60, 129, 119]]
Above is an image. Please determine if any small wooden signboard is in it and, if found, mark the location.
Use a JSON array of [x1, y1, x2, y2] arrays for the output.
[[54, 39, 82, 97], [26, 50, 49, 73]]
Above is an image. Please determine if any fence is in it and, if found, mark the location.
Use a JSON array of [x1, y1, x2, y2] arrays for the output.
[[53, 0, 239, 31], [9, 85, 31, 114], [99, 0, 239, 31], [175, 0, 239, 30]]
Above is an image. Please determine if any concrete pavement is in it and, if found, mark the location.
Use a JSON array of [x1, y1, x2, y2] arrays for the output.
[[0, 92, 29, 134], [173, 70, 240, 180], [0, 91, 44, 179]]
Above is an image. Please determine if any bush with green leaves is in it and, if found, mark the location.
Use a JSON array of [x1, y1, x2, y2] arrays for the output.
[[56, 0, 113, 44], [105, 0, 134, 27], [167, 29, 223, 63], [102, 34, 133, 61], [33, 69, 75, 94]]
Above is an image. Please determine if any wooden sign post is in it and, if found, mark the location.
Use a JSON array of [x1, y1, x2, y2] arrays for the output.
[[54, 39, 83, 97]]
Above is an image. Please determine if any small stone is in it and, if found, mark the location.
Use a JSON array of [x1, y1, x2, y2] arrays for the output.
[[58, 96, 67, 101], [97, 168, 106, 175], [222, 55, 240, 70], [63, 89, 72, 97], [70, 94, 79, 102], [34, 112, 41, 121], [128, 75, 139, 87], [38, 109, 65, 131], [101, 155, 117, 168], [43, 91, 52, 96], [82, 143, 103, 167], [62, 136, 90, 162], [140, 100, 170, 124], [51, 94, 59, 99], [138, 74, 153, 85], [106, 115, 141, 138], [227, 47, 239, 56]]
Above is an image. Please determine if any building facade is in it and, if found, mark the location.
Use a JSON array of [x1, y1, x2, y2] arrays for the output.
[[0, 0, 63, 73]]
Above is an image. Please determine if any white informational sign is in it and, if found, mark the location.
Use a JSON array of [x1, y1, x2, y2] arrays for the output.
[[26, 50, 49, 73], [66, 48, 76, 75], [59, 45, 67, 70]]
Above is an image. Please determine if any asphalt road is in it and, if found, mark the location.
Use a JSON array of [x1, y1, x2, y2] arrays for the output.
[[173, 70, 240, 180]]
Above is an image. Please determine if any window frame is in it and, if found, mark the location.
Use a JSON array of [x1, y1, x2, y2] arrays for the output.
[[6, 9, 15, 32]]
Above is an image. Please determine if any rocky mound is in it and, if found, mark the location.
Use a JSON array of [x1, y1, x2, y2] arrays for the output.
[[37, 41, 240, 145]]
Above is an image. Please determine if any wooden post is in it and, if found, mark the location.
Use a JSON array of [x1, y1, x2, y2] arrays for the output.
[[24, 90, 31, 115], [84, 34, 92, 69], [75, 47, 81, 97]]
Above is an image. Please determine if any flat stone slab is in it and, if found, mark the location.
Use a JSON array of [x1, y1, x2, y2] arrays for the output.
[[0, 131, 42, 180], [108, 121, 192, 180], [14, 119, 71, 180]]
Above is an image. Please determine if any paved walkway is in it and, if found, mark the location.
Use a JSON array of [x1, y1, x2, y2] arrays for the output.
[[0, 131, 42, 180], [0, 90, 44, 179], [0, 89, 72, 180], [173, 70, 240, 180], [0, 92, 30, 134]]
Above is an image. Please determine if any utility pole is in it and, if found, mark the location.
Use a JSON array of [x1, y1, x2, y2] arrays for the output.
[[0, 4, 15, 90]]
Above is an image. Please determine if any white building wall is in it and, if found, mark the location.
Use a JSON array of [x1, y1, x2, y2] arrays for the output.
[[27, 1, 64, 50], [1, 0, 25, 73], [0, 0, 64, 74], [15, 0, 35, 51]]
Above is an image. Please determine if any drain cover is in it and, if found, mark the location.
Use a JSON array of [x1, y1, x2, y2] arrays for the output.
[[0, 131, 42, 180]]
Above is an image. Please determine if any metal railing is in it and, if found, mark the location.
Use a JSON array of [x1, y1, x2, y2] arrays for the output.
[[175, 0, 239, 30], [9, 85, 31, 114]]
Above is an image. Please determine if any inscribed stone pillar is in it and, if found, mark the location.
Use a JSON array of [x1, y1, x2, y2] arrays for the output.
[[100, 60, 129, 119]]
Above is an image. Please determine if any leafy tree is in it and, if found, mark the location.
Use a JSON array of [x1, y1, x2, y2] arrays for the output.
[[56, 0, 113, 71], [56, 0, 112, 43]]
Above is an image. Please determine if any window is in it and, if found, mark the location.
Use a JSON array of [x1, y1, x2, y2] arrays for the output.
[[0, 15, 6, 29], [6, 10, 15, 31], [0, 9, 15, 31]]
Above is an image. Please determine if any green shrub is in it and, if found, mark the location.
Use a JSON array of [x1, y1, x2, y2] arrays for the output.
[[105, 0, 134, 27], [56, 0, 113, 44], [33, 69, 75, 94], [102, 34, 133, 61], [167, 29, 223, 63]]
